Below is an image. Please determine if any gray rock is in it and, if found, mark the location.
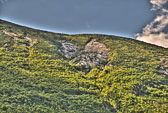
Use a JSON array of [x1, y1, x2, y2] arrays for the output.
[[72, 39, 109, 68], [159, 57, 168, 76], [60, 39, 109, 71], [61, 42, 77, 58]]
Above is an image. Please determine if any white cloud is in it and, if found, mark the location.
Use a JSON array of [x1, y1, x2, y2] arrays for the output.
[[136, 0, 168, 48], [141, 14, 168, 34], [150, 0, 168, 10], [137, 32, 168, 48]]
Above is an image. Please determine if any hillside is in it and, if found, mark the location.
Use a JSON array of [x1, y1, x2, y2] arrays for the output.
[[0, 19, 167, 113]]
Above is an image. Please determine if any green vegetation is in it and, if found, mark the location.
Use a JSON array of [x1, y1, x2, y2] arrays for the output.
[[0, 19, 167, 113]]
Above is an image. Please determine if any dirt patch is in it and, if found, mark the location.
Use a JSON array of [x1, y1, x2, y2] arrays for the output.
[[2, 30, 37, 46], [3, 30, 17, 37], [25, 36, 37, 46]]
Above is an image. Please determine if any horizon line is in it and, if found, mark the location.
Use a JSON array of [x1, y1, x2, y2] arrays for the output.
[[0, 17, 134, 39]]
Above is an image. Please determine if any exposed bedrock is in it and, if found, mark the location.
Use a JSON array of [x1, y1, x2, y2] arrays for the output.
[[61, 39, 109, 69]]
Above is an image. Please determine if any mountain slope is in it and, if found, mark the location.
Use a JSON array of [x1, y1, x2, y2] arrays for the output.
[[0, 19, 167, 113]]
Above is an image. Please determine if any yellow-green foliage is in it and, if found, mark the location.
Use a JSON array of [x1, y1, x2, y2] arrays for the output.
[[0, 19, 167, 113]]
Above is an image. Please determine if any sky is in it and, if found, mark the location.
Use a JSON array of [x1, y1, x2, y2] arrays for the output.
[[0, 0, 155, 38], [0, 0, 168, 48], [136, 0, 168, 48]]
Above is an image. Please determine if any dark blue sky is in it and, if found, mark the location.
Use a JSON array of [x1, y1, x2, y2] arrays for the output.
[[0, 0, 156, 38]]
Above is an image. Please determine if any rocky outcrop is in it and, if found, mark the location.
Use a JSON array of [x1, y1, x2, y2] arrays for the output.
[[160, 57, 168, 76], [160, 57, 168, 68], [74, 39, 109, 68], [85, 39, 109, 60], [74, 52, 100, 67], [61, 42, 78, 58], [60, 39, 109, 69]]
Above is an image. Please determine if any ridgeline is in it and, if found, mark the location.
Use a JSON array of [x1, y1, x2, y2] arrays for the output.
[[0, 19, 167, 113]]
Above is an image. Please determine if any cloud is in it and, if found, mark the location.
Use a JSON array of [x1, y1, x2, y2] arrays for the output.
[[150, 0, 168, 9], [0, 0, 8, 4], [136, 0, 168, 48], [137, 33, 168, 48]]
